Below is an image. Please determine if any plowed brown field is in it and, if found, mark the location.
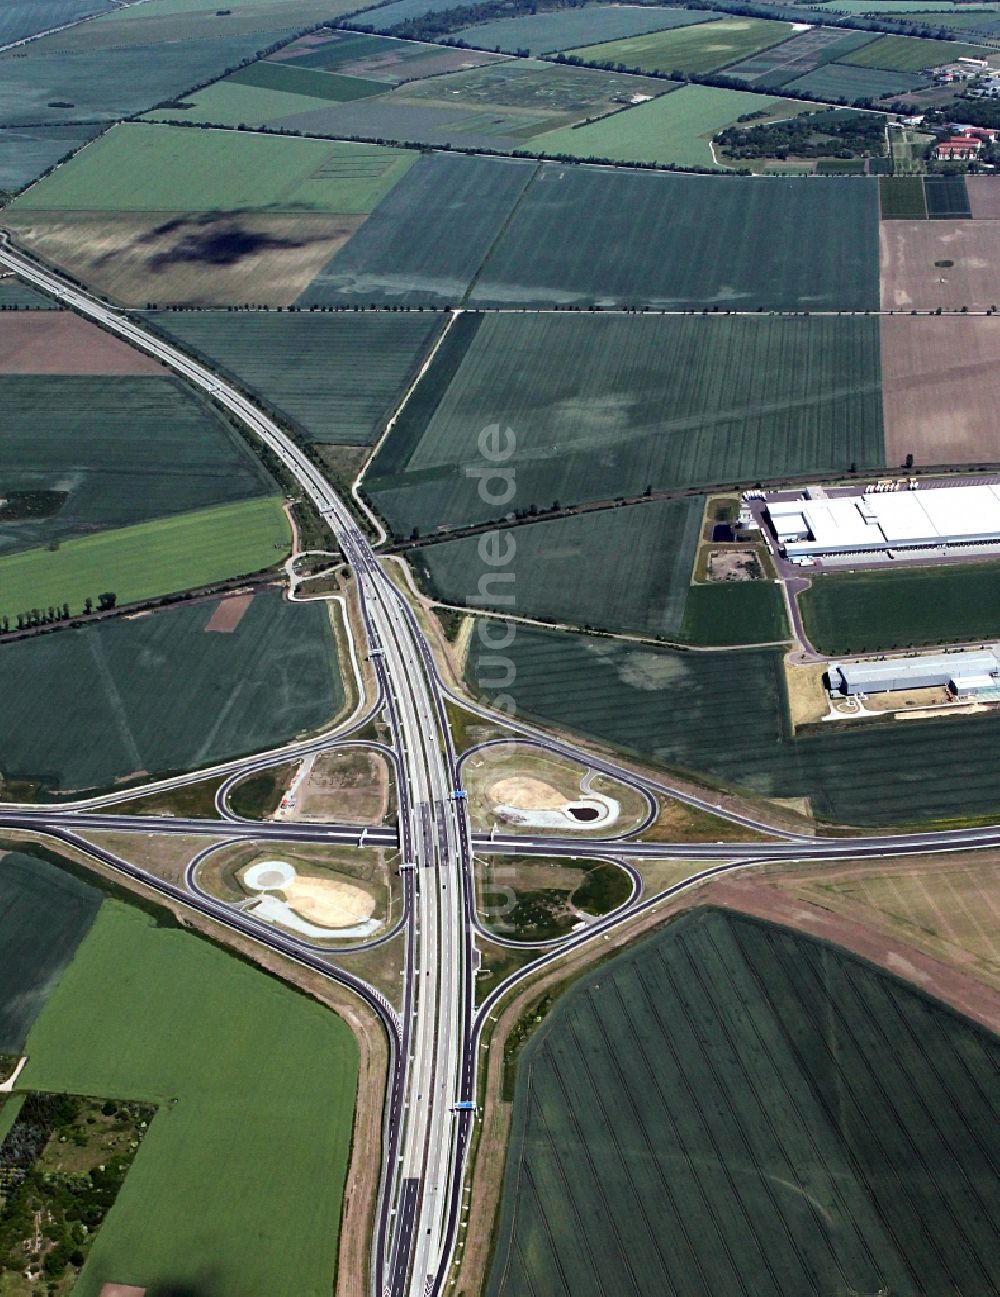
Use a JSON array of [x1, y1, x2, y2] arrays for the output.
[[0, 312, 163, 374], [880, 314, 1000, 465]]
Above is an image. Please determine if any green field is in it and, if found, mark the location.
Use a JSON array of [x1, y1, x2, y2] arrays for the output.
[[879, 175, 927, 219], [0, 123, 104, 196], [153, 60, 389, 128], [681, 581, 789, 645], [489, 906, 1000, 1297], [924, 173, 971, 218], [415, 499, 790, 644], [838, 33, 992, 70], [415, 499, 703, 639], [0, 0, 114, 45], [390, 58, 668, 122], [0, 279, 58, 308], [470, 621, 1000, 824], [25, 0, 360, 47], [368, 314, 885, 538], [567, 16, 795, 75], [228, 58, 385, 101], [11, 123, 417, 213], [800, 563, 1000, 654], [18, 898, 358, 1297], [149, 310, 441, 443], [298, 151, 536, 306], [452, 5, 714, 55], [0, 848, 101, 1052], [0, 375, 277, 557], [470, 165, 880, 309], [0, 496, 290, 622], [785, 62, 926, 102], [535, 85, 811, 169], [144, 78, 355, 128], [0, 26, 299, 126], [0, 589, 343, 796]]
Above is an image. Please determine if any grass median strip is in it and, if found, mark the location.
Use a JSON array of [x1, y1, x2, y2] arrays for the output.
[[0, 496, 290, 622]]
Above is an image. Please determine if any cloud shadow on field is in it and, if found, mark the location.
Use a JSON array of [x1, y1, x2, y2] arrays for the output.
[[93, 212, 315, 272], [144, 212, 309, 269]]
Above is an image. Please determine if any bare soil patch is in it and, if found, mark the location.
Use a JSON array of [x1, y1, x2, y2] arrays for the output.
[[5, 212, 363, 307], [966, 175, 1000, 220], [880, 219, 1000, 311], [783, 658, 830, 729], [880, 314, 1000, 465], [205, 592, 253, 633], [0, 313, 163, 375], [489, 775, 566, 811], [293, 748, 391, 824], [706, 547, 761, 582]]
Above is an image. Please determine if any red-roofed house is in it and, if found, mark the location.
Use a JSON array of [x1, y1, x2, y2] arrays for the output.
[[933, 128, 996, 160]]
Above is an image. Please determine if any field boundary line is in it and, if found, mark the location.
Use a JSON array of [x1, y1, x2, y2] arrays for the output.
[[353, 310, 458, 544], [460, 161, 542, 306]]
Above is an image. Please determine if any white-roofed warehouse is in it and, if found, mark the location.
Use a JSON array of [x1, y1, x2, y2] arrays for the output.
[[767, 483, 1000, 558]]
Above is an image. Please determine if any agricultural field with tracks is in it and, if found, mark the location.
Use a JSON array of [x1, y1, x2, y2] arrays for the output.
[[838, 32, 993, 70], [770, 849, 1000, 993], [567, 15, 796, 76], [0, 373, 279, 557], [799, 563, 1000, 654], [0, 495, 291, 624], [148, 310, 442, 444], [880, 315, 1000, 466], [10, 123, 416, 214], [367, 313, 885, 537], [0, 847, 102, 1052], [469, 165, 879, 308], [452, 5, 715, 56], [415, 499, 704, 640], [5, 124, 420, 304], [414, 497, 789, 645], [17, 896, 358, 1297], [488, 907, 1000, 1297], [470, 621, 1000, 825], [534, 84, 815, 169], [297, 151, 536, 306], [0, 589, 343, 797]]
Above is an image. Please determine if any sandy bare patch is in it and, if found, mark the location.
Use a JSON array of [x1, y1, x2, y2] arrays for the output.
[[205, 593, 253, 633], [4, 212, 363, 307], [100, 1284, 147, 1296], [880, 220, 1000, 312], [880, 315, 1000, 465], [285, 875, 375, 926], [0, 312, 163, 375], [783, 658, 830, 729], [489, 776, 566, 811], [966, 176, 1000, 220]]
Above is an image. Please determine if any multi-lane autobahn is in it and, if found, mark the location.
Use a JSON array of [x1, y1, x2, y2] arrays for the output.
[[5, 232, 1000, 1297], [0, 235, 473, 1297]]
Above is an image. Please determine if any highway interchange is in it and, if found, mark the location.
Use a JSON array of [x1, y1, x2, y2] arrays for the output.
[[4, 233, 1000, 1297]]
